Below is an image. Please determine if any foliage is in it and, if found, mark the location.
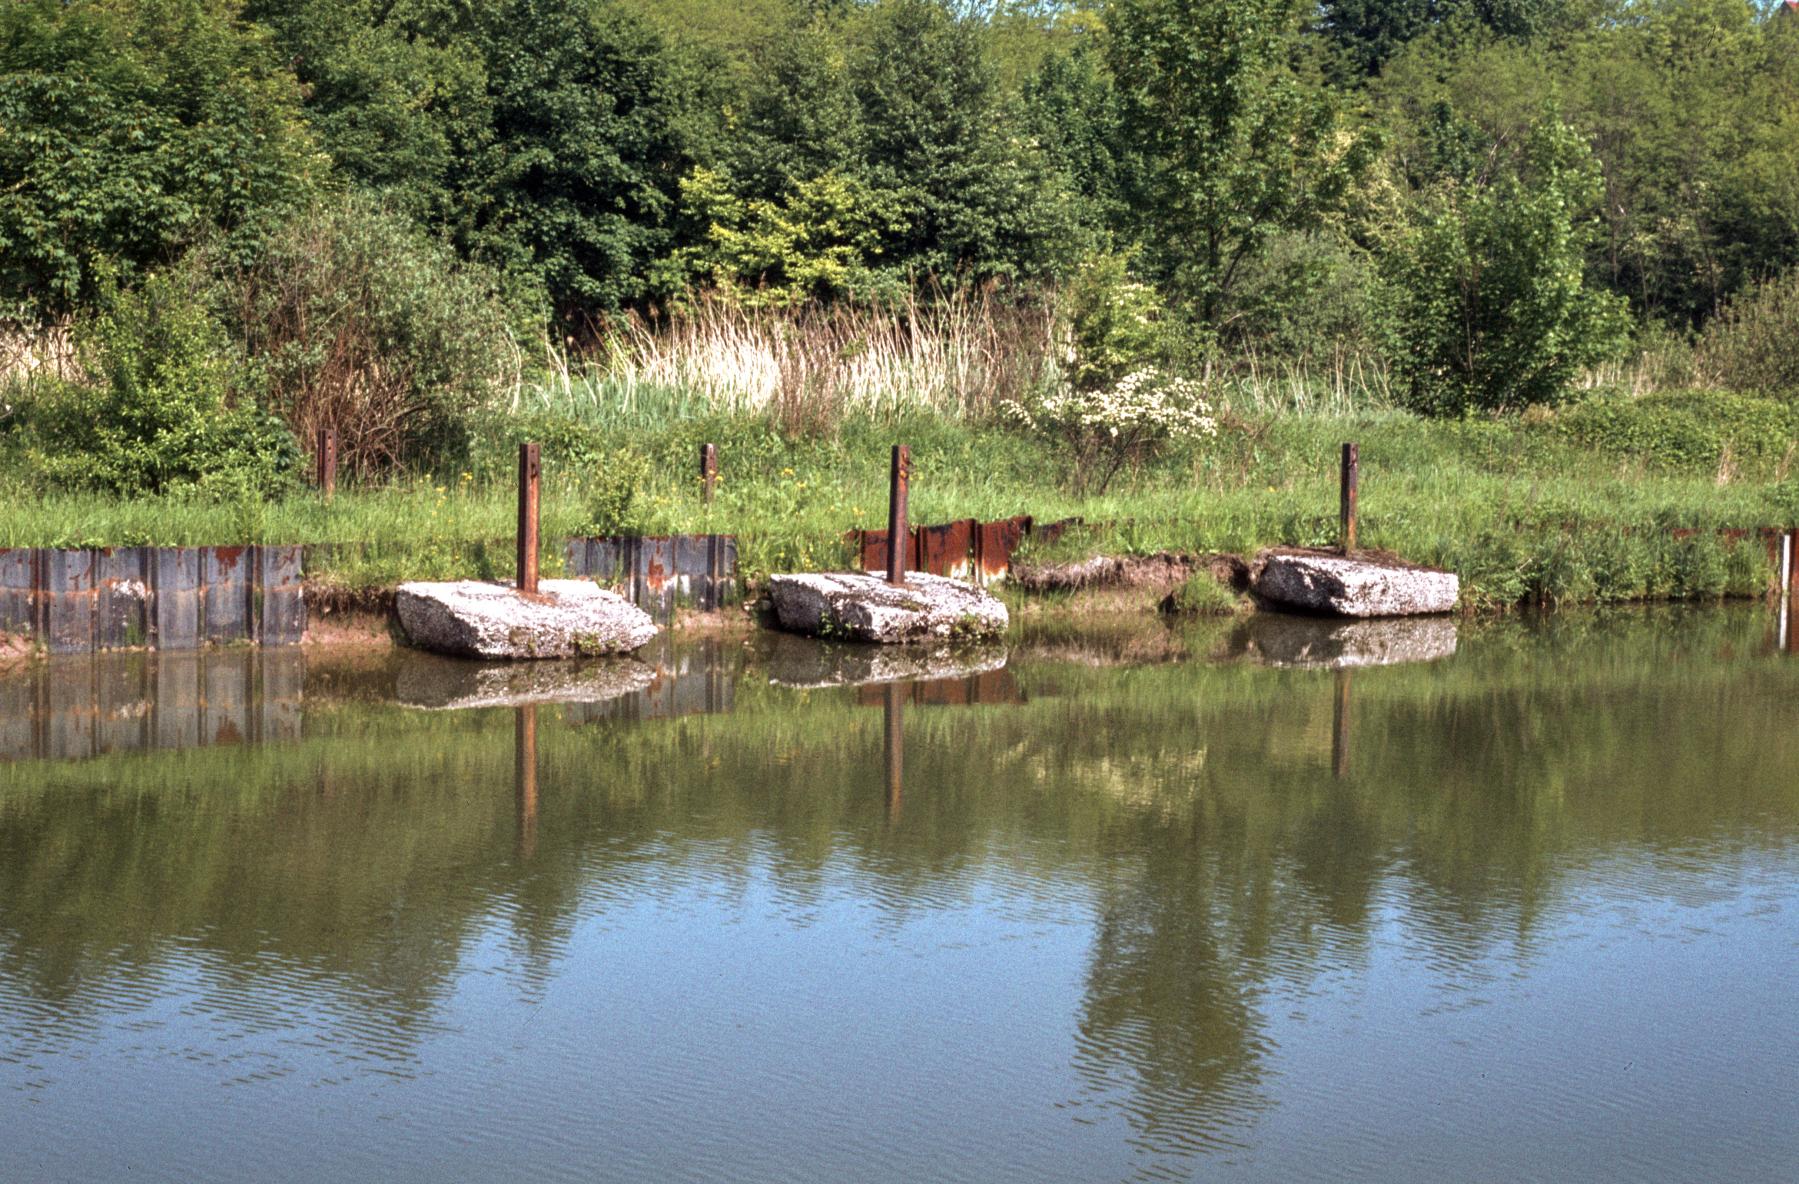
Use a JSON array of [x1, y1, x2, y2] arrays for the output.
[[1557, 390, 1799, 476], [1107, 0, 1369, 328], [0, 0, 322, 315], [1379, 113, 1629, 414], [849, 0, 1079, 284], [1005, 368, 1217, 494], [657, 168, 908, 306], [1695, 266, 1799, 398], [227, 197, 519, 478], [14, 267, 297, 496], [1059, 251, 1167, 393]]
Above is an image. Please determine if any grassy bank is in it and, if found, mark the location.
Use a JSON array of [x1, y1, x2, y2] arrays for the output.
[[4, 386, 1798, 611]]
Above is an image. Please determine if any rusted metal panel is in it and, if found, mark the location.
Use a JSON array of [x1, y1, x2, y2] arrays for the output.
[[43, 548, 98, 654], [202, 546, 251, 644], [96, 547, 149, 649], [0, 548, 32, 635], [632, 536, 675, 621], [564, 534, 738, 621], [974, 517, 1030, 585], [1033, 517, 1081, 547], [257, 545, 306, 646], [152, 547, 201, 651], [918, 519, 975, 579]]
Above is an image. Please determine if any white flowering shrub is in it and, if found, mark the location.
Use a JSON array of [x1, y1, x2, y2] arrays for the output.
[[1005, 367, 1216, 494]]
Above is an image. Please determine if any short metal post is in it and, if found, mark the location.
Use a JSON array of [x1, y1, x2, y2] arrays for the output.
[[1340, 442, 1359, 555], [887, 445, 910, 585], [700, 442, 718, 506], [315, 428, 338, 497], [517, 442, 541, 595]]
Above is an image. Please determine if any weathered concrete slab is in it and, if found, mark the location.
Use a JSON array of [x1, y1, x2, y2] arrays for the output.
[[1253, 550, 1459, 618], [394, 652, 657, 709], [396, 579, 658, 659], [1236, 614, 1458, 669], [767, 571, 1008, 644], [763, 632, 1009, 689]]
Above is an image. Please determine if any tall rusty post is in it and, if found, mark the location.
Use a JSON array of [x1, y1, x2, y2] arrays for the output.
[[315, 427, 338, 498], [1340, 442, 1359, 555], [700, 442, 718, 506], [517, 442, 541, 595], [884, 681, 904, 822], [887, 444, 910, 585], [515, 704, 539, 861]]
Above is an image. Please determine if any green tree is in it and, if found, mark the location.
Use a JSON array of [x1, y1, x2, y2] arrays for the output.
[[1380, 113, 1629, 414], [850, 0, 1077, 283], [0, 0, 321, 315], [1107, 0, 1365, 331]]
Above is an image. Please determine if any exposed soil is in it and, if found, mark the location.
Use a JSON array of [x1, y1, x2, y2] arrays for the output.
[[1010, 551, 1250, 595]]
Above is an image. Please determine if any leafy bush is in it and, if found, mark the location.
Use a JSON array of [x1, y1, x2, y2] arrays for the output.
[[0, 0, 320, 315], [1695, 267, 1799, 398], [16, 268, 297, 496], [1556, 391, 1799, 476], [1058, 251, 1166, 393], [1005, 368, 1216, 494], [228, 198, 520, 479], [1381, 115, 1630, 415]]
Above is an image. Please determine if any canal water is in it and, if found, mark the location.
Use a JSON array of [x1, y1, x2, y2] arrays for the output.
[[1, 608, 1795, 1182]]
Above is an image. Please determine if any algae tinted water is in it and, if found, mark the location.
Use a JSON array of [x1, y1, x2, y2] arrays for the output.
[[2, 609, 1796, 1182]]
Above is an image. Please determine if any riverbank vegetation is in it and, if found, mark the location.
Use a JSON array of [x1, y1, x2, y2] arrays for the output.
[[5, 0, 1799, 611]]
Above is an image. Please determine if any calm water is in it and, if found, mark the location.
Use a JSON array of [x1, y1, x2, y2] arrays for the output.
[[2, 609, 1797, 1182]]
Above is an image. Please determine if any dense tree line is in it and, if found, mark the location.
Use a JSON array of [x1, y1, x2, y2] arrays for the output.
[[5, 0, 1799, 433]]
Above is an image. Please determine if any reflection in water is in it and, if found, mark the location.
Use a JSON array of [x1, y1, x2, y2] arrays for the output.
[[1331, 668, 1351, 780], [516, 704, 539, 860], [1, 607, 1797, 1182]]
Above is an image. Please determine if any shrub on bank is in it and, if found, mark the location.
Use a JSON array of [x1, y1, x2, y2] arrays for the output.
[[12, 268, 297, 497], [1696, 267, 1799, 398], [227, 198, 521, 479]]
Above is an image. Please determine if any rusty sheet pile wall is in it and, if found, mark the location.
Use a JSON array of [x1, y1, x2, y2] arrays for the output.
[[0, 546, 304, 654], [564, 535, 738, 622], [853, 516, 1076, 584]]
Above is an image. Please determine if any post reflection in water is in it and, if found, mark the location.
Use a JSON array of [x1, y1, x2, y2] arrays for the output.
[[0, 608, 1797, 1184], [515, 703, 539, 860], [883, 681, 904, 823], [1330, 667, 1352, 779]]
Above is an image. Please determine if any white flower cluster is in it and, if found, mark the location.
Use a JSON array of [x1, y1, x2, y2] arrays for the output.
[[1007, 368, 1216, 441]]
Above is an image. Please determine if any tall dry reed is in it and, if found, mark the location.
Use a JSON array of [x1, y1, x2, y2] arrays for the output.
[[592, 288, 1059, 432]]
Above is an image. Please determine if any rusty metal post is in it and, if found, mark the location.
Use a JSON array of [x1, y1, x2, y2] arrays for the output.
[[887, 444, 910, 585], [315, 428, 338, 497], [1340, 442, 1359, 555], [884, 681, 904, 822], [515, 704, 538, 861], [517, 442, 541, 595], [1332, 669, 1352, 780], [700, 442, 718, 506]]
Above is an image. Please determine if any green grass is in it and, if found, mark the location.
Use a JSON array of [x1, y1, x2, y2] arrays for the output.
[[4, 386, 1798, 608]]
